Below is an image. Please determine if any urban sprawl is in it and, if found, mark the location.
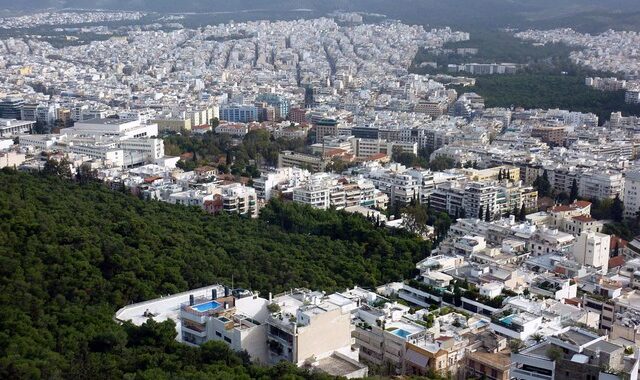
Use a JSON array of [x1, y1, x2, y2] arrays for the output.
[[4, 10, 640, 380]]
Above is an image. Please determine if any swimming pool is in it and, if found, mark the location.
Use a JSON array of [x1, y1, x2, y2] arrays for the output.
[[500, 315, 515, 325], [391, 328, 413, 338], [192, 301, 221, 312]]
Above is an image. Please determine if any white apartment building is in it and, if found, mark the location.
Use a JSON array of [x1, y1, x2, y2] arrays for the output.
[[220, 183, 259, 217], [266, 289, 367, 377], [625, 170, 640, 219], [363, 164, 435, 205], [253, 167, 311, 200], [430, 180, 499, 220], [292, 173, 378, 210], [572, 230, 610, 274], [579, 170, 624, 200]]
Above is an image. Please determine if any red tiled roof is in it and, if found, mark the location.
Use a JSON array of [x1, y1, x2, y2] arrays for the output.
[[572, 215, 595, 222], [143, 176, 162, 183], [608, 255, 625, 269], [574, 200, 592, 208]]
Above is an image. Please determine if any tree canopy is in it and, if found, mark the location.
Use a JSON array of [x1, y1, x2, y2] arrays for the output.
[[0, 169, 430, 378]]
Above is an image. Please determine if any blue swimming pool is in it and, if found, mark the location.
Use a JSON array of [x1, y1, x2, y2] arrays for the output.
[[192, 301, 221, 312], [391, 328, 413, 338], [500, 315, 515, 325]]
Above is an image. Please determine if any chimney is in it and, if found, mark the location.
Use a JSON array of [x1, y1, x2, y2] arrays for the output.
[[212, 289, 217, 300], [189, 294, 194, 306]]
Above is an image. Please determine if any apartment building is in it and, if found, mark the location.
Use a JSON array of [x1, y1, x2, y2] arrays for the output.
[[351, 138, 417, 159], [220, 104, 258, 123], [253, 167, 311, 200], [266, 290, 364, 372], [278, 150, 329, 172], [292, 173, 377, 210], [179, 287, 269, 362], [219, 183, 259, 217], [624, 170, 640, 219], [510, 327, 626, 380], [572, 231, 611, 274], [531, 125, 567, 146]]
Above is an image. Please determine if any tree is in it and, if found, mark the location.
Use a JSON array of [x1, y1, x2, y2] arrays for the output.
[[611, 194, 624, 222], [570, 178, 579, 202], [509, 339, 525, 353], [485, 206, 491, 222], [519, 203, 527, 221], [546, 347, 564, 362], [498, 169, 503, 181], [531, 333, 544, 343], [77, 162, 97, 184], [533, 170, 552, 197], [43, 158, 73, 179], [478, 205, 484, 220]]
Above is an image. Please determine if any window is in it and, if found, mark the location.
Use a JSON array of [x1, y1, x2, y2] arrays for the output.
[[215, 331, 222, 337]]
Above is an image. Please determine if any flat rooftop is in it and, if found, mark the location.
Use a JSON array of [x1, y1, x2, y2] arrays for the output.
[[81, 118, 136, 125], [314, 354, 365, 377], [115, 284, 224, 340], [556, 329, 598, 346]]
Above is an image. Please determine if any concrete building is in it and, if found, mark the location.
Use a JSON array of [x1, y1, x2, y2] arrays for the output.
[[65, 118, 158, 139], [278, 151, 329, 172], [625, 170, 640, 219], [0, 118, 34, 137], [572, 231, 611, 274], [220, 104, 258, 123], [266, 289, 367, 377]]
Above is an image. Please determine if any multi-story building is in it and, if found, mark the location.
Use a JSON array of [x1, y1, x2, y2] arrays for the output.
[[0, 118, 35, 137], [510, 327, 626, 380], [0, 97, 24, 119], [220, 104, 258, 123], [351, 138, 417, 159], [579, 171, 624, 201], [215, 123, 249, 137], [292, 173, 377, 210], [219, 183, 259, 217], [531, 125, 567, 146], [266, 290, 363, 370], [256, 93, 291, 120], [179, 286, 269, 362], [463, 182, 499, 221], [253, 167, 311, 200], [572, 231, 610, 274], [278, 151, 329, 172], [624, 170, 640, 219]]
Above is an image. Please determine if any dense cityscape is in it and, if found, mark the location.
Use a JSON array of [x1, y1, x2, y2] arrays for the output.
[[3, 3, 640, 380]]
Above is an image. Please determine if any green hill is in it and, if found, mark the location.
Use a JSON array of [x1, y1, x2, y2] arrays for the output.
[[0, 169, 428, 378]]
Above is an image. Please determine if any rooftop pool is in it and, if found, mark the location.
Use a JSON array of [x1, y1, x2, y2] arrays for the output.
[[391, 328, 413, 338], [192, 300, 221, 312], [500, 315, 516, 325]]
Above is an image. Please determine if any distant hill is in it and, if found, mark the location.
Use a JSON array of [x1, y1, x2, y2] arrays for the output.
[[5, 0, 640, 32]]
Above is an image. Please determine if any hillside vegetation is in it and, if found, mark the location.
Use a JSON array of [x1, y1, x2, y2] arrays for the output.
[[0, 170, 429, 378]]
